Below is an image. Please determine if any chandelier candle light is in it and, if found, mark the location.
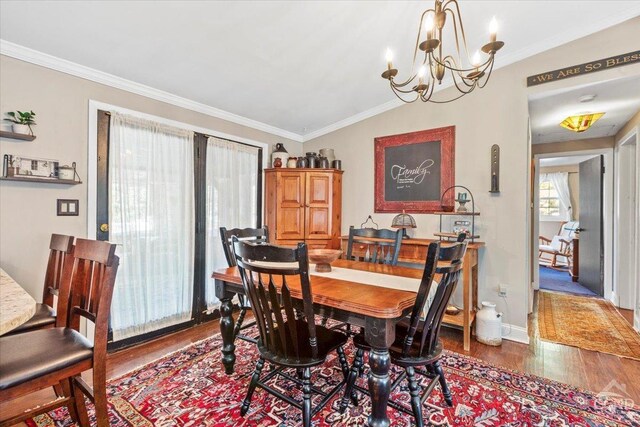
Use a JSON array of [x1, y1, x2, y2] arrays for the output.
[[382, 0, 505, 103]]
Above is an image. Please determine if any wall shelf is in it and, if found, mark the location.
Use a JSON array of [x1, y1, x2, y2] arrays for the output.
[[0, 131, 36, 141], [0, 176, 81, 185]]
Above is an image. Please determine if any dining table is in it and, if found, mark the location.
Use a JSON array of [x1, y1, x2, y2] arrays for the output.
[[0, 268, 37, 336], [213, 258, 432, 427]]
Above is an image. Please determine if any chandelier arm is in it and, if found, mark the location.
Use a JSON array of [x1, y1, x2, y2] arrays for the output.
[[477, 58, 496, 89], [391, 75, 419, 89], [450, 71, 478, 91], [391, 84, 419, 103], [420, 76, 437, 102], [428, 90, 471, 104], [434, 54, 492, 74], [442, 0, 473, 63], [411, 7, 437, 74], [442, 56, 475, 85]]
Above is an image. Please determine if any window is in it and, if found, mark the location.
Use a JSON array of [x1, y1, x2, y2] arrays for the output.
[[539, 179, 560, 217], [539, 174, 570, 221], [96, 109, 263, 348]]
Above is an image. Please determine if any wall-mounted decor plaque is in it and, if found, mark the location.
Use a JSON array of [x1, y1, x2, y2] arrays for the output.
[[374, 126, 455, 213]]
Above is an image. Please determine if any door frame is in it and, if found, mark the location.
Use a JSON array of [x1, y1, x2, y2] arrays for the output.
[[531, 147, 614, 301], [614, 125, 640, 331]]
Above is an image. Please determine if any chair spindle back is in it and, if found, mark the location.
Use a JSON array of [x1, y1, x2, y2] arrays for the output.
[[346, 226, 403, 265], [403, 242, 467, 358], [233, 239, 319, 360], [57, 239, 119, 353]]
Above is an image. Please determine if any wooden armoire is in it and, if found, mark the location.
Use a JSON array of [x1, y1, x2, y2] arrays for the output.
[[264, 168, 343, 249]]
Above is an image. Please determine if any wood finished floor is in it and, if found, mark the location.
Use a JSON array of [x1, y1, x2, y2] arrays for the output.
[[3, 292, 639, 424]]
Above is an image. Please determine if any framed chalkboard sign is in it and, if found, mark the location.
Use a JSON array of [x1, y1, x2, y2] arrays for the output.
[[374, 126, 455, 213]]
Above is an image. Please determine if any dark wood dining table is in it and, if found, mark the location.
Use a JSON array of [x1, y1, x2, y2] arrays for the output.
[[213, 259, 425, 427]]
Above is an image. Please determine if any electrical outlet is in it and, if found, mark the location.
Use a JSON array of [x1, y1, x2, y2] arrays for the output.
[[498, 285, 508, 297]]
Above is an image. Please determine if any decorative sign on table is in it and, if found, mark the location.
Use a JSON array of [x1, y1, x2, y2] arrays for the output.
[[374, 126, 455, 213], [527, 50, 640, 87]]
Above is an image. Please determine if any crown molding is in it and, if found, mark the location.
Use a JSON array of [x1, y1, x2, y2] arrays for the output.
[[302, 9, 640, 142], [0, 39, 304, 142], [302, 98, 404, 141]]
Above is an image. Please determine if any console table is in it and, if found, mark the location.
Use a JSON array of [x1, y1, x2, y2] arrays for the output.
[[341, 236, 484, 351]]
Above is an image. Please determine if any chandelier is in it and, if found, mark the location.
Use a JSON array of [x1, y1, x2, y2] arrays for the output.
[[382, 0, 505, 103]]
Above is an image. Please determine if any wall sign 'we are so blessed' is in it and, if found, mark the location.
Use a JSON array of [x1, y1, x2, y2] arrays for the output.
[[527, 51, 640, 87], [374, 126, 455, 213]]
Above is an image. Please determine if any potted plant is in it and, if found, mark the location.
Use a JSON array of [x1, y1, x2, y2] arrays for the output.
[[4, 110, 36, 135]]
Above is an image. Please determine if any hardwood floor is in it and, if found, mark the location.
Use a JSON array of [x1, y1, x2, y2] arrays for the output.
[[3, 296, 639, 424]]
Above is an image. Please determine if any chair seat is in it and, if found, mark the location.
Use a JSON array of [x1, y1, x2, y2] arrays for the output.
[[257, 319, 348, 367], [0, 327, 93, 390], [6, 303, 56, 335], [353, 318, 443, 367]]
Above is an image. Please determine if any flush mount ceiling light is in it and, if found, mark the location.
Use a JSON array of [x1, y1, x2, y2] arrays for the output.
[[381, 0, 505, 103], [560, 113, 605, 133]]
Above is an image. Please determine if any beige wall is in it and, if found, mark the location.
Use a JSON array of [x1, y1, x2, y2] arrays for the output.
[[0, 55, 302, 300], [532, 137, 614, 155], [303, 17, 640, 333]]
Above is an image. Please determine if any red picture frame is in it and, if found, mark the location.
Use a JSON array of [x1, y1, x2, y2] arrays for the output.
[[374, 126, 455, 213]]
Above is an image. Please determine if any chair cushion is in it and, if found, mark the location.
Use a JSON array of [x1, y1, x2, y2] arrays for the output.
[[258, 319, 348, 367], [0, 327, 93, 390], [6, 303, 55, 335], [539, 244, 558, 253]]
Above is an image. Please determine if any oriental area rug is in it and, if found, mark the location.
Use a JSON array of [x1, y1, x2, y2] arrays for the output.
[[538, 290, 640, 361], [28, 327, 640, 426]]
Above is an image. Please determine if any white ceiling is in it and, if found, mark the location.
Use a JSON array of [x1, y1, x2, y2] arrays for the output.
[[529, 76, 640, 144], [539, 155, 598, 167], [1, 1, 640, 141]]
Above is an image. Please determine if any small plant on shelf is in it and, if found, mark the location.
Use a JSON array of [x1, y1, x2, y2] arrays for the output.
[[4, 110, 36, 135]]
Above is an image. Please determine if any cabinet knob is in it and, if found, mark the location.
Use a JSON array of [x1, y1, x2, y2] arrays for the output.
[[99, 223, 109, 232]]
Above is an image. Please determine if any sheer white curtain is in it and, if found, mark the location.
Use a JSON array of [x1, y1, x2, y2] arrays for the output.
[[109, 113, 195, 340], [545, 172, 572, 221], [205, 137, 259, 309]]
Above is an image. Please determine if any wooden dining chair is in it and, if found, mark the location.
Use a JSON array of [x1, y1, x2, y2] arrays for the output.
[[0, 239, 119, 427], [233, 239, 351, 427], [219, 226, 269, 342], [345, 226, 403, 266], [340, 241, 467, 427], [5, 233, 74, 335]]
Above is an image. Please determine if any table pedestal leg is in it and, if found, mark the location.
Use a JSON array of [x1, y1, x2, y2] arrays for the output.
[[220, 295, 236, 375], [368, 348, 391, 427], [365, 317, 395, 427]]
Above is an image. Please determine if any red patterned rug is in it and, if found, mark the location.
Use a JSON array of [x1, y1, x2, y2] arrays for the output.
[[26, 327, 640, 426]]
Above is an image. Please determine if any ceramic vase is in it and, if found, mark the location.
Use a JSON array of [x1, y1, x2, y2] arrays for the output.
[[271, 143, 288, 168]]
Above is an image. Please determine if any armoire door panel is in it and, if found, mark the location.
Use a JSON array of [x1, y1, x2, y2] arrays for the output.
[[277, 207, 305, 240], [276, 172, 305, 240], [306, 207, 331, 239], [280, 173, 305, 206], [306, 173, 331, 205]]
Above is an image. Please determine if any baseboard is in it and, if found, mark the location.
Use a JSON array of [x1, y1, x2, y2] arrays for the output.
[[501, 324, 530, 344]]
